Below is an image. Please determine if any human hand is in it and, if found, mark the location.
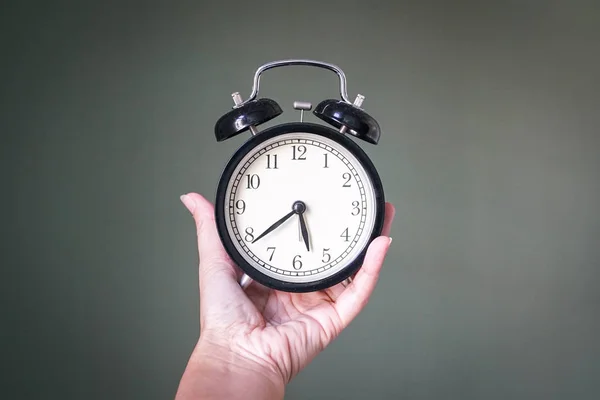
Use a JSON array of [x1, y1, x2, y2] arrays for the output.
[[175, 193, 395, 400]]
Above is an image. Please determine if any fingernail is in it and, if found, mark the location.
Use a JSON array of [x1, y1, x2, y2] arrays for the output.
[[388, 237, 393, 245], [180, 194, 196, 214]]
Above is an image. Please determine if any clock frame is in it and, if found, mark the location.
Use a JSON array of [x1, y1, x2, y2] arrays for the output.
[[215, 122, 385, 292]]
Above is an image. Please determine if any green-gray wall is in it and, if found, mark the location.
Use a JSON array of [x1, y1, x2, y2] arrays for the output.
[[4, 1, 599, 399]]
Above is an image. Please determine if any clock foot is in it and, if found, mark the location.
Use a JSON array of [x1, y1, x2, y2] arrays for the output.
[[239, 273, 253, 289], [341, 277, 353, 288]]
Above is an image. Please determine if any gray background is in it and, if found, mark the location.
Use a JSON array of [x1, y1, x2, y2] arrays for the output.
[[4, 1, 599, 399]]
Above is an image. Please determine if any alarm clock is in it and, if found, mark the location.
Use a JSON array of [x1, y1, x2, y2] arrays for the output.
[[213, 59, 385, 293]]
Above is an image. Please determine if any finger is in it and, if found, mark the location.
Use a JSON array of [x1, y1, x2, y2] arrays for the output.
[[180, 192, 239, 287], [347, 201, 395, 282], [325, 202, 396, 301], [381, 202, 396, 237], [333, 236, 392, 327]]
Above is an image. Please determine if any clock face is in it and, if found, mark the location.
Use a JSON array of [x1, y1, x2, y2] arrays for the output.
[[216, 123, 384, 291]]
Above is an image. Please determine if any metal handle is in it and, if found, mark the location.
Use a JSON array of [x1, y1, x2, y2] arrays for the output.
[[234, 59, 353, 107]]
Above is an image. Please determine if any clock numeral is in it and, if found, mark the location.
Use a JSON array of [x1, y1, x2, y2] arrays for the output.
[[351, 200, 360, 216], [245, 174, 260, 189], [340, 227, 350, 242], [342, 172, 352, 187], [323, 153, 329, 168], [267, 246, 276, 261], [235, 199, 246, 214], [244, 227, 254, 242], [322, 248, 331, 263], [292, 145, 307, 160], [266, 154, 278, 169], [292, 254, 303, 270]]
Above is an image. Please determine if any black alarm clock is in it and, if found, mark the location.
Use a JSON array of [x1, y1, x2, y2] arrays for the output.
[[213, 59, 385, 293]]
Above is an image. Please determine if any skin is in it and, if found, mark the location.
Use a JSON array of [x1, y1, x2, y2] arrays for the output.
[[175, 192, 395, 400]]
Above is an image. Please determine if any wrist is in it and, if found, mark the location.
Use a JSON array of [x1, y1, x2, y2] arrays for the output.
[[176, 335, 285, 400]]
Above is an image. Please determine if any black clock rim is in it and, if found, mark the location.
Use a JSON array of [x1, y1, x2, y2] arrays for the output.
[[214, 122, 385, 293]]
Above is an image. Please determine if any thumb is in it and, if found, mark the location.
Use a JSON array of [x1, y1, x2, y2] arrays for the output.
[[180, 192, 239, 289]]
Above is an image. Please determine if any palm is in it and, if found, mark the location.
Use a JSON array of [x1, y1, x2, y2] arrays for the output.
[[207, 265, 347, 381], [253, 285, 341, 327]]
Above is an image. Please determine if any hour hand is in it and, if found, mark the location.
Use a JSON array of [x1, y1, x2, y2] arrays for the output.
[[251, 210, 295, 244], [298, 212, 310, 251]]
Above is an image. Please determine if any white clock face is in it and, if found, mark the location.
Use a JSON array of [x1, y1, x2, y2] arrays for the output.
[[223, 131, 379, 284]]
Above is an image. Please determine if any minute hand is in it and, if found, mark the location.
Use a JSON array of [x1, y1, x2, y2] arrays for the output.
[[251, 210, 295, 244]]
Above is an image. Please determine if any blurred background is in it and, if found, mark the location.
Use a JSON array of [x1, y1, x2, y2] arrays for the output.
[[3, 0, 599, 399]]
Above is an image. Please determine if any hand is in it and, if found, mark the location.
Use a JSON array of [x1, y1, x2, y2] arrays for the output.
[[175, 193, 395, 400]]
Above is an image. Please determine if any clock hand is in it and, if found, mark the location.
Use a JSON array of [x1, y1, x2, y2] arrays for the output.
[[251, 209, 295, 244], [298, 212, 310, 251], [252, 200, 309, 245]]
